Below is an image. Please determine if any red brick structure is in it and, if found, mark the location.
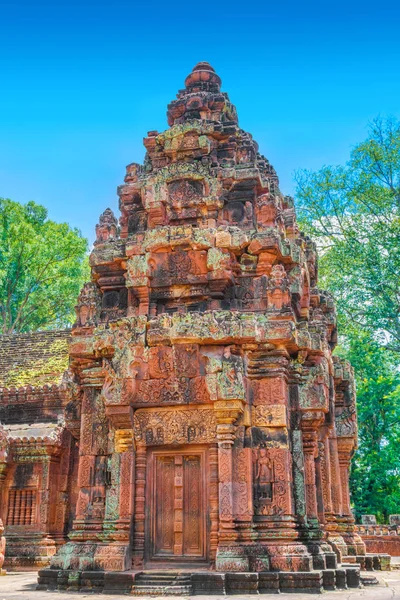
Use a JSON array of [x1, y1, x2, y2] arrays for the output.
[[356, 523, 400, 558], [0, 63, 390, 593]]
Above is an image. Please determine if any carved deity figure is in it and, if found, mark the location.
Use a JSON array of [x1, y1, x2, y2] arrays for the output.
[[255, 447, 274, 501], [270, 264, 286, 287], [75, 282, 101, 327], [267, 264, 290, 310], [93, 456, 108, 486]]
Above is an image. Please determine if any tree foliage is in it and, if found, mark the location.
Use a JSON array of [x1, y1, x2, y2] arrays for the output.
[[0, 198, 89, 334], [295, 117, 400, 520], [337, 332, 400, 521], [296, 116, 400, 352]]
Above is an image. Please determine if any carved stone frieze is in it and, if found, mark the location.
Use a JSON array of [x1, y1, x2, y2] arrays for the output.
[[133, 407, 216, 446]]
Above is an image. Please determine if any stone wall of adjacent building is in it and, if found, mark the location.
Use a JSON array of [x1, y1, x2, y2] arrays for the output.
[[0, 329, 73, 569], [357, 516, 400, 557]]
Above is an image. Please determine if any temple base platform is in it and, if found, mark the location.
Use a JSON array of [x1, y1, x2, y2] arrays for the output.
[[37, 565, 371, 594]]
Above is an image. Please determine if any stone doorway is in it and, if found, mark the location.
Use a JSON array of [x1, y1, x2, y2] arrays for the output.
[[146, 448, 208, 564]]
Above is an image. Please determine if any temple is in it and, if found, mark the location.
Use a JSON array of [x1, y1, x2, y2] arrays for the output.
[[0, 63, 391, 593]]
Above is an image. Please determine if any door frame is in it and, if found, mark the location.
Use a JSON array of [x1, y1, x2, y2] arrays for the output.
[[145, 445, 209, 565]]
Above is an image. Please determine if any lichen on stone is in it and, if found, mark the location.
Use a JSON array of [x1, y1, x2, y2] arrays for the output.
[[0, 331, 70, 387]]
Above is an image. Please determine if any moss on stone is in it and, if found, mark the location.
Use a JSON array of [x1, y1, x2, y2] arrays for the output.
[[0, 330, 70, 387]]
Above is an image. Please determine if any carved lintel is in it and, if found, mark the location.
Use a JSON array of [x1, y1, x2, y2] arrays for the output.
[[133, 407, 217, 446]]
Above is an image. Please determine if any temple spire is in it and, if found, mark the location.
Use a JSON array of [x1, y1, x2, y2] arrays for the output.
[[167, 61, 237, 126], [184, 62, 222, 92]]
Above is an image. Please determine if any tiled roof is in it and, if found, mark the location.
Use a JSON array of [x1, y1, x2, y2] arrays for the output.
[[0, 330, 70, 388]]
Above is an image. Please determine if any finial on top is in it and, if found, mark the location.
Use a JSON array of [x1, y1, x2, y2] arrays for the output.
[[167, 62, 237, 126], [95, 207, 119, 244], [193, 61, 215, 72], [184, 62, 221, 91]]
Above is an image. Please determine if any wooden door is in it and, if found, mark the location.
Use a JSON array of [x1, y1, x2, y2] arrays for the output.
[[149, 450, 207, 561], [154, 456, 175, 556]]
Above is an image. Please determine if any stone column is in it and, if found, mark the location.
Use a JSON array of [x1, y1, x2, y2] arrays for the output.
[[326, 433, 347, 560], [215, 424, 243, 569], [337, 445, 352, 517], [40, 454, 61, 545], [328, 435, 343, 516], [317, 434, 335, 526], [315, 432, 339, 569], [336, 437, 366, 558], [217, 429, 235, 532], [115, 430, 135, 535], [210, 347, 248, 571], [300, 413, 332, 570], [132, 444, 146, 568], [53, 434, 74, 545], [209, 444, 219, 561], [317, 435, 333, 520], [333, 356, 366, 559], [301, 429, 319, 522]]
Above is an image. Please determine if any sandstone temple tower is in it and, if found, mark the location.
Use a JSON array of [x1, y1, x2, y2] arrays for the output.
[[1, 62, 370, 592]]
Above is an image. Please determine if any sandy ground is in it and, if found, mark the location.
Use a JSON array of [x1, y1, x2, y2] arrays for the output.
[[1, 570, 400, 599]]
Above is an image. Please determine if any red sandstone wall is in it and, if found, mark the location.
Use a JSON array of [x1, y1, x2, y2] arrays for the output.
[[362, 536, 400, 556]]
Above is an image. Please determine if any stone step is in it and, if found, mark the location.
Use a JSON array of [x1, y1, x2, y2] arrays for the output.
[[342, 557, 358, 563], [140, 571, 187, 575], [136, 576, 191, 584], [360, 574, 379, 585], [132, 584, 192, 596], [135, 579, 191, 587], [137, 576, 186, 580], [133, 571, 192, 595], [139, 577, 181, 580]]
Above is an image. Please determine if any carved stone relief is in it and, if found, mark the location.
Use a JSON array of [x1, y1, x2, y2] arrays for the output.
[[133, 408, 216, 445]]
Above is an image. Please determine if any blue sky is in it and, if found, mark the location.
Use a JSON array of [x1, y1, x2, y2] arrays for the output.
[[1, 0, 399, 244]]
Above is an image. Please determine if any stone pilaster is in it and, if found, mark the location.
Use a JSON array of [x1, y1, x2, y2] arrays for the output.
[[213, 348, 248, 571], [300, 411, 337, 568], [132, 444, 146, 568], [209, 444, 219, 561], [337, 437, 366, 558]]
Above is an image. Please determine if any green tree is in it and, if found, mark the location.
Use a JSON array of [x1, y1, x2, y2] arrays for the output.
[[295, 116, 400, 352], [337, 332, 400, 521], [295, 116, 400, 519], [0, 198, 89, 334]]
